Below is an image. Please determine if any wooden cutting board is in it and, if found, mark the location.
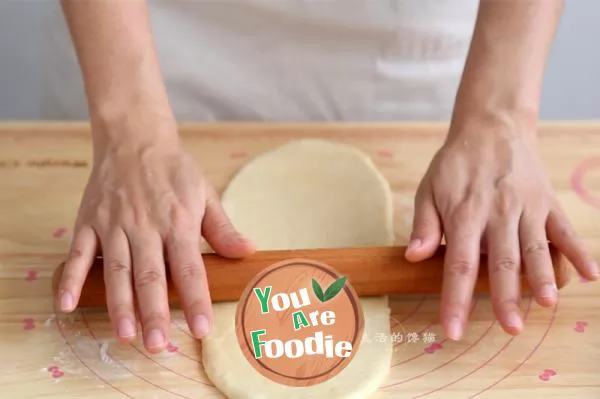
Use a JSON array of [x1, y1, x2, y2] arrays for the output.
[[0, 122, 599, 398]]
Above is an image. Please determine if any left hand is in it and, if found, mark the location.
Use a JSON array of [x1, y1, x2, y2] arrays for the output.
[[405, 118, 599, 340]]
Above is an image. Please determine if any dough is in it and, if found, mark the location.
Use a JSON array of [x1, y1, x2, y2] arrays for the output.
[[202, 140, 394, 398]]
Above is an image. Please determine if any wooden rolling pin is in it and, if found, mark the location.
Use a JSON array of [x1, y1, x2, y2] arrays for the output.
[[53, 244, 570, 308]]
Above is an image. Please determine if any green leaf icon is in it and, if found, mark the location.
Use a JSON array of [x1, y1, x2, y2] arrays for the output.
[[312, 276, 348, 303], [322, 276, 347, 302], [312, 278, 325, 302]]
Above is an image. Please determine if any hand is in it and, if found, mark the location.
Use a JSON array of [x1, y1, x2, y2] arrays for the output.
[[55, 126, 255, 353], [405, 120, 599, 340]]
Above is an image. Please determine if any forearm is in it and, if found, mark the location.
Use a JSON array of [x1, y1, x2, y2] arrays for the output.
[[61, 0, 175, 145], [451, 0, 563, 136]]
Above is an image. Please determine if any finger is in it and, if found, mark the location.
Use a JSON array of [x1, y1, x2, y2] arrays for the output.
[[546, 206, 599, 280], [480, 234, 488, 255], [405, 182, 442, 262], [129, 229, 170, 353], [440, 211, 484, 341], [57, 225, 98, 313], [167, 223, 213, 339], [202, 186, 255, 258], [101, 228, 137, 342], [486, 216, 523, 335], [519, 212, 557, 307]]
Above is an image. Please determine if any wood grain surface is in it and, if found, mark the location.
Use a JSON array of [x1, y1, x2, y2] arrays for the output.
[[0, 122, 599, 398], [53, 245, 571, 307]]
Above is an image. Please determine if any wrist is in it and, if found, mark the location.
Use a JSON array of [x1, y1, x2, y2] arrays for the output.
[[85, 54, 177, 148], [449, 89, 539, 143], [90, 100, 181, 158]]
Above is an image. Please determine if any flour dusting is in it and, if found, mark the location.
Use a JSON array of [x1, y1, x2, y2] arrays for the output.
[[52, 337, 130, 380], [99, 340, 114, 364], [44, 314, 56, 328]]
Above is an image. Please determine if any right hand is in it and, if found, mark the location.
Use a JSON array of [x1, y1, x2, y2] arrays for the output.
[[55, 122, 255, 353]]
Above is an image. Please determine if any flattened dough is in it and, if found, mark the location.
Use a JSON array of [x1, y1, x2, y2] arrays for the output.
[[202, 140, 394, 398]]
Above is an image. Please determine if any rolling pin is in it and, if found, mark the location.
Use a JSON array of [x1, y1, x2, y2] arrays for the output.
[[52, 244, 570, 308]]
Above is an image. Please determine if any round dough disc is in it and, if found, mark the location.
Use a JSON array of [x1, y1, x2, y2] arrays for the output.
[[202, 139, 394, 398]]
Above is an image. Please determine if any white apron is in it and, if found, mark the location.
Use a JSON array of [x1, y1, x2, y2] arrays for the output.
[[39, 0, 479, 122]]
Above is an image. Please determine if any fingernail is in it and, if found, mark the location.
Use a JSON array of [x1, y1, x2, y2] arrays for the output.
[[232, 234, 255, 251], [448, 317, 462, 341], [407, 239, 422, 252], [60, 292, 74, 312], [192, 315, 210, 338], [118, 319, 136, 338], [146, 329, 165, 349], [242, 237, 256, 251], [506, 312, 523, 330], [590, 261, 600, 277], [540, 283, 557, 300]]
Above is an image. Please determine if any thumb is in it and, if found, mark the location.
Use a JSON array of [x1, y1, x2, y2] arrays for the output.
[[201, 188, 255, 258], [405, 184, 442, 262]]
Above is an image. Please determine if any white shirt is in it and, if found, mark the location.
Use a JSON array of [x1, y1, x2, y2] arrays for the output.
[[39, 0, 479, 122]]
